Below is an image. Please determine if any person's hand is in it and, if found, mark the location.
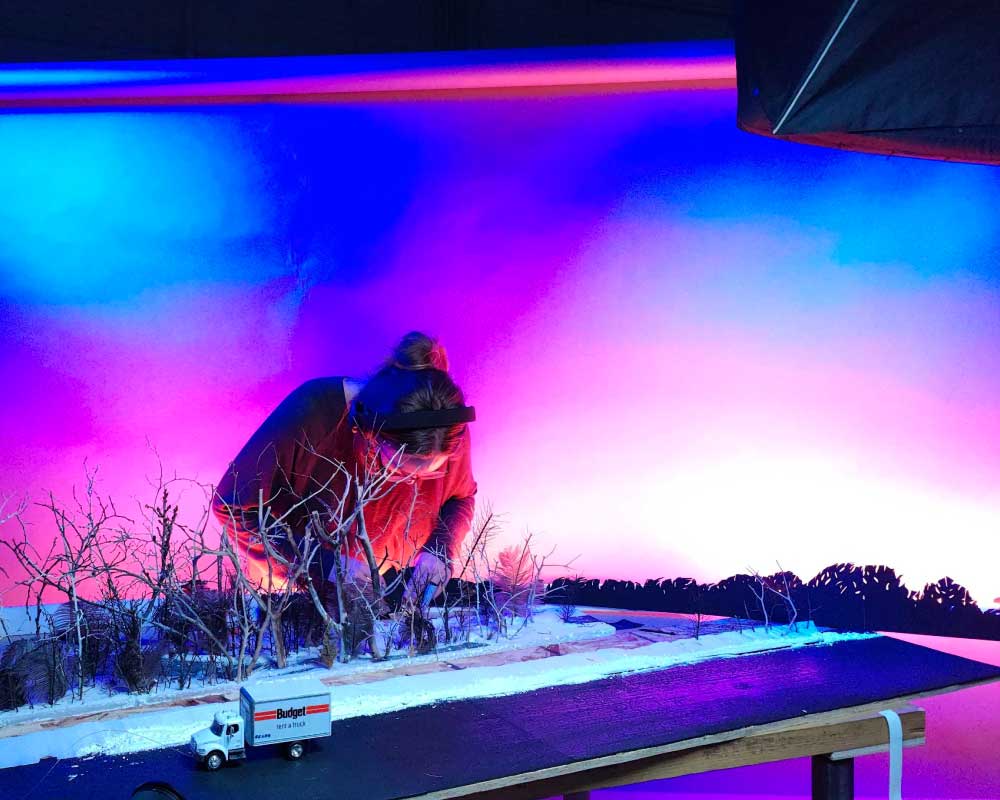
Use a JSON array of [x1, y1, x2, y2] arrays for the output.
[[328, 556, 374, 596], [402, 551, 451, 607], [326, 556, 390, 617]]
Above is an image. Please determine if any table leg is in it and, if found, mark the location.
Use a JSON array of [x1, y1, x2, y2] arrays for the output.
[[812, 754, 854, 800]]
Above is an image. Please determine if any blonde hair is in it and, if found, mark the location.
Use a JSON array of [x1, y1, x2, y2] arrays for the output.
[[388, 331, 450, 372], [355, 331, 466, 456]]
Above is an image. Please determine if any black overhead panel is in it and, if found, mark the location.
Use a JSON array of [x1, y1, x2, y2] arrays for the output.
[[0, 0, 734, 62], [736, 0, 1000, 165]]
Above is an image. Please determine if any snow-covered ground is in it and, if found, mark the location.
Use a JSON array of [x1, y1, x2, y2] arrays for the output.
[[0, 611, 877, 770], [0, 605, 614, 729]]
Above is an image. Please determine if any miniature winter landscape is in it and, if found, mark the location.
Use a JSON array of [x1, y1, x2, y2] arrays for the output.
[[0, 462, 875, 773], [0, 604, 876, 770]]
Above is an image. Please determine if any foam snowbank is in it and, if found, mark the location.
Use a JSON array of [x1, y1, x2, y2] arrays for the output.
[[0, 607, 614, 728]]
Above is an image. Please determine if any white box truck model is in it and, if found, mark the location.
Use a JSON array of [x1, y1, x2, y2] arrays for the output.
[[190, 678, 331, 770]]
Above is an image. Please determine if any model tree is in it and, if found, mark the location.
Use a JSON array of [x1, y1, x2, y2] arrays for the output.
[[0, 468, 122, 700]]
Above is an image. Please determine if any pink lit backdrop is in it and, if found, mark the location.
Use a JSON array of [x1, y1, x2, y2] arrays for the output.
[[4, 88, 997, 605]]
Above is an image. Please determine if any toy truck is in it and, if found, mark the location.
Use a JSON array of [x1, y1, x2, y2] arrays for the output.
[[189, 678, 331, 770]]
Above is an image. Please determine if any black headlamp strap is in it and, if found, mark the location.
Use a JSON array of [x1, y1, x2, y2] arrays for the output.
[[353, 401, 476, 431]]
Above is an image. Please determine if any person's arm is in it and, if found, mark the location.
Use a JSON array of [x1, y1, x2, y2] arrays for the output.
[[212, 379, 335, 584]]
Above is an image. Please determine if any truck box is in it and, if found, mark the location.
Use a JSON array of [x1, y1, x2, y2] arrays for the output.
[[240, 678, 331, 747]]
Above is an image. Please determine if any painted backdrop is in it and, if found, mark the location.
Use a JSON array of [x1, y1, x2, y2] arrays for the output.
[[1, 49, 998, 617]]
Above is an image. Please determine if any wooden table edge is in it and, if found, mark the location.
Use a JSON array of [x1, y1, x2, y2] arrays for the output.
[[402, 673, 1000, 800]]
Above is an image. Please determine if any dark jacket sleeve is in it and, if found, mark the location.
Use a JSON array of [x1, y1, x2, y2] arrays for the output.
[[212, 379, 337, 537], [422, 426, 477, 569]]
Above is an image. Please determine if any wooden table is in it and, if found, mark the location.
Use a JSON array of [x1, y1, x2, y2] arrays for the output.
[[4, 635, 998, 800], [439, 704, 926, 800]]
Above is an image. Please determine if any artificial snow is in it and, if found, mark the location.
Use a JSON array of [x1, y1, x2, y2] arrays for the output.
[[0, 604, 615, 729], [0, 612, 877, 771]]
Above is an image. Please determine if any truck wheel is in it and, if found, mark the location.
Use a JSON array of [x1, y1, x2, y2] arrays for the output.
[[205, 752, 225, 771], [286, 742, 304, 760]]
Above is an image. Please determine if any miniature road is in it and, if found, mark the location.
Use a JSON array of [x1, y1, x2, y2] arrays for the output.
[[3, 636, 999, 800]]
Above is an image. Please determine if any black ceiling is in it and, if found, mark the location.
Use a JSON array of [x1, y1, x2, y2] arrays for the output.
[[1, 0, 734, 63]]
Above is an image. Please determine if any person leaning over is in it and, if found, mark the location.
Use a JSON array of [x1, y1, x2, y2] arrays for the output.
[[212, 331, 477, 608]]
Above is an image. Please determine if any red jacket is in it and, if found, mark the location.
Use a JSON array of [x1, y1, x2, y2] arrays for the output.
[[212, 377, 477, 587]]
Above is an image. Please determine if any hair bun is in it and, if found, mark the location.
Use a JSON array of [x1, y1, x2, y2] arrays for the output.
[[391, 331, 450, 372]]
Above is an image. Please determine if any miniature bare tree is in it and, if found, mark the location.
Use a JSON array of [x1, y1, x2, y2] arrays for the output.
[[199, 500, 286, 680], [211, 434, 417, 669], [452, 510, 575, 641], [555, 576, 580, 623], [190, 438, 364, 676], [769, 563, 799, 631], [748, 562, 799, 632], [252, 501, 330, 668], [690, 581, 706, 640], [451, 507, 502, 638], [272, 448, 375, 664], [304, 435, 442, 662], [0, 496, 34, 707], [493, 535, 572, 638], [747, 571, 771, 631], [489, 538, 543, 628], [0, 492, 25, 533], [0, 467, 122, 700], [0, 493, 27, 620], [323, 452, 401, 661], [101, 468, 229, 689]]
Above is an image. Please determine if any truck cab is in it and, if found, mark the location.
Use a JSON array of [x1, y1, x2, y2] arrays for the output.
[[190, 710, 245, 770]]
